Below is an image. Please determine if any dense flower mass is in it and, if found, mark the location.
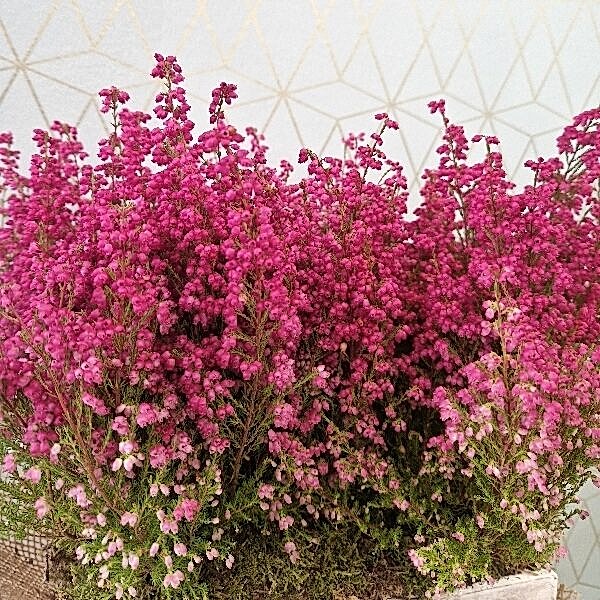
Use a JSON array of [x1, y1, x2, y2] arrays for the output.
[[0, 54, 599, 599]]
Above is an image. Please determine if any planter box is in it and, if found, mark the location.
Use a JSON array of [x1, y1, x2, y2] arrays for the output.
[[443, 570, 558, 600], [386, 570, 558, 600]]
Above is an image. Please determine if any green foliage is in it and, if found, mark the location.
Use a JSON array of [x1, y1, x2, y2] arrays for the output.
[[205, 524, 421, 600]]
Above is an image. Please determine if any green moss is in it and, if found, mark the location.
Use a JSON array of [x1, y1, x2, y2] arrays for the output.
[[205, 525, 424, 600]]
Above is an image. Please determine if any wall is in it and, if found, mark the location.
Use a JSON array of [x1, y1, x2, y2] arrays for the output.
[[1, 1, 599, 597]]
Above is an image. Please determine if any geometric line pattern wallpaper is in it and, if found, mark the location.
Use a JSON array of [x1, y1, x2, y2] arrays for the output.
[[1, 0, 599, 206], [1, 1, 600, 597]]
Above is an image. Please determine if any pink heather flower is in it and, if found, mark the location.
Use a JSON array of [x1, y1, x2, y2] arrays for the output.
[[393, 499, 410, 511], [96, 513, 107, 527], [278, 515, 294, 530], [120, 512, 138, 527], [164, 555, 173, 569], [149, 445, 171, 468], [1, 453, 16, 474], [49, 443, 61, 463], [34, 497, 50, 519], [408, 549, 425, 572], [81, 392, 109, 416], [173, 543, 187, 556], [123, 456, 138, 472], [427, 99, 445, 114], [160, 518, 178, 535], [258, 483, 275, 500], [149, 483, 159, 497], [67, 485, 90, 508], [452, 532, 465, 543], [163, 570, 185, 589], [23, 466, 42, 483], [283, 541, 299, 564], [173, 498, 199, 522], [136, 403, 158, 427], [225, 554, 235, 569], [118, 440, 135, 455], [111, 416, 129, 436], [149, 542, 160, 557], [174, 433, 192, 455], [206, 547, 219, 561], [128, 553, 140, 570], [298, 148, 309, 163], [99, 86, 130, 113]]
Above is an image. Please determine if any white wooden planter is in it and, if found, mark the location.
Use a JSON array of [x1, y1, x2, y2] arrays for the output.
[[443, 570, 558, 600]]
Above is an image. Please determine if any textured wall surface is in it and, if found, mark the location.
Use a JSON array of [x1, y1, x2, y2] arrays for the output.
[[1, 0, 600, 597]]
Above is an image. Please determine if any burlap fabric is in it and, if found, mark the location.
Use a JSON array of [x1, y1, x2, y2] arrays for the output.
[[0, 537, 54, 600]]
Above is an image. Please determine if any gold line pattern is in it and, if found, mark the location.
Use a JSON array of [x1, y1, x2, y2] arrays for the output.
[[0, 2, 599, 594]]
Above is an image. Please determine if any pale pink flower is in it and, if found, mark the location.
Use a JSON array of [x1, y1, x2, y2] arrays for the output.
[[24, 467, 42, 483], [205, 547, 219, 561], [34, 497, 49, 519], [2, 453, 16, 474], [284, 541, 299, 564], [120, 512, 138, 527], [128, 553, 140, 570], [173, 543, 187, 556], [163, 570, 185, 589]]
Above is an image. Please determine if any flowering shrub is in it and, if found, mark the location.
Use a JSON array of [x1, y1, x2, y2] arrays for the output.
[[0, 54, 599, 599], [402, 102, 600, 594]]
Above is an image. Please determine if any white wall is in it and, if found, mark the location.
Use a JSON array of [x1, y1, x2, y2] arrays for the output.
[[1, 1, 600, 597]]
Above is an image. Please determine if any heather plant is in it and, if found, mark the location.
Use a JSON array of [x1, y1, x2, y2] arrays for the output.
[[0, 53, 599, 600], [401, 102, 600, 594], [0, 54, 418, 599], [0, 56, 304, 599]]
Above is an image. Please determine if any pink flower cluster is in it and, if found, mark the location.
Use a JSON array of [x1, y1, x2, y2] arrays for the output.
[[419, 103, 600, 480], [1, 53, 599, 596]]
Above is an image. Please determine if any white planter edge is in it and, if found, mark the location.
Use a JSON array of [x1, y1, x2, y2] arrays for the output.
[[443, 570, 558, 600], [385, 569, 558, 600]]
